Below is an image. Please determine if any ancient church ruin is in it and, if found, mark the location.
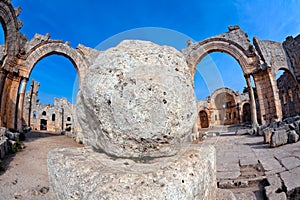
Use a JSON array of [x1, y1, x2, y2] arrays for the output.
[[22, 80, 75, 132], [0, 0, 299, 199], [0, 1, 299, 138]]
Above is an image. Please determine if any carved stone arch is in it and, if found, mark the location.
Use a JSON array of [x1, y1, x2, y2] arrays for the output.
[[0, 0, 22, 66], [185, 39, 253, 76], [276, 67, 298, 83], [22, 42, 89, 85], [210, 87, 238, 109], [182, 27, 260, 126], [182, 28, 259, 78]]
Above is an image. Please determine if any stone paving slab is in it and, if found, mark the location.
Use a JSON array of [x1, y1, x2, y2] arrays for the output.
[[265, 174, 286, 199], [280, 156, 300, 170], [217, 171, 241, 180], [273, 151, 293, 160], [203, 134, 300, 198], [239, 153, 258, 167], [258, 157, 282, 171], [292, 150, 300, 159], [280, 166, 300, 199]]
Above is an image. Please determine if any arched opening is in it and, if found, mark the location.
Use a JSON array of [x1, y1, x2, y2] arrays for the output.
[[65, 116, 72, 132], [199, 110, 209, 128], [242, 103, 251, 123], [23, 54, 78, 133], [33, 111, 36, 119], [214, 91, 238, 125], [42, 111, 46, 116], [276, 69, 299, 118], [194, 52, 249, 127], [52, 114, 56, 121], [40, 119, 47, 131]]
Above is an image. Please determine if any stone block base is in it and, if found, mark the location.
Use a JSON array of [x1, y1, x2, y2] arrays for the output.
[[48, 144, 216, 200]]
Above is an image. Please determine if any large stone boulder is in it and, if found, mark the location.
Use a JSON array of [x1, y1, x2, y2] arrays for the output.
[[270, 130, 288, 147], [76, 40, 197, 158]]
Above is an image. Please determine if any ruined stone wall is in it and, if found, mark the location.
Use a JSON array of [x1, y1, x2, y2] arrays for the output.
[[197, 88, 251, 128], [22, 80, 75, 133], [283, 35, 300, 82], [277, 72, 300, 118]]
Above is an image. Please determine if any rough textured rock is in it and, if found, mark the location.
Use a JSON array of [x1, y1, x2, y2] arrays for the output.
[[235, 128, 254, 135], [280, 167, 300, 199], [270, 130, 288, 147], [264, 174, 287, 200], [4, 131, 20, 141], [288, 130, 299, 143], [77, 40, 196, 158], [48, 145, 216, 200], [217, 188, 236, 200], [263, 127, 272, 144]]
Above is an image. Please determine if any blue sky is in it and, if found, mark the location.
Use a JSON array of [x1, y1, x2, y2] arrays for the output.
[[1, 0, 299, 104]]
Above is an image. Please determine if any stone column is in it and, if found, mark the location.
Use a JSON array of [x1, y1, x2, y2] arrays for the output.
[[0, 73, 13, 127], [0, 70, 7, 125], [17, 78, 28, 130], [245, 75, 258, 128], [268, 71, 282, 122], [8, 76, 21, 129]]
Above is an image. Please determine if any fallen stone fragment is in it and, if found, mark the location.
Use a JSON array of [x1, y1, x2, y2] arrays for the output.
[[270, 130, 288, 147], [288, 130, 299, 143]]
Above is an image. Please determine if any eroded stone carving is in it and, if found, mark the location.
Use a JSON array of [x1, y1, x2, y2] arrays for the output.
[[77, 40, 197, 158]]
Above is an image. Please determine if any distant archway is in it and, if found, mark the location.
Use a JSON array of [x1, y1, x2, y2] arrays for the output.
[[199, 110, 209, 128], [242, 103, 251, 123]]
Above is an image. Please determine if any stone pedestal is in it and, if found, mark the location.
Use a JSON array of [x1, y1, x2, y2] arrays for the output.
[[48, 144, 216, 200]]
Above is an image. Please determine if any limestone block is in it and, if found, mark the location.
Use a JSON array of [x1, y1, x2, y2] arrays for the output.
[[264, 174, 286, 199], [288, 130, 299, 143], [270, 130, 288, 147], [263, 128, 272, 144], [280, 167, 300, 199], [0, 126, 6, 137], [295, 120, 300, 134], [77, 40, 196, 158], [217, 188, 236, 200], [235, 128, 254, 135], [48, 145, 216, 200]]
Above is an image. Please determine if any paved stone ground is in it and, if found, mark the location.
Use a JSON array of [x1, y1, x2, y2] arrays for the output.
[[201, 133, 300, 199], [0, 131, 82, 200], [1, 131, 299, 199]]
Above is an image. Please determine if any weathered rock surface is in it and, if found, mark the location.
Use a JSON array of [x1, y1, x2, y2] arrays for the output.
[[217, 188, 236, 200], [263, 127, 272, 144], [48, 145, 216, 200], [264, 174, 287, 200], [235, 128, 254, 135], [270, 130, 288, 147], [77, 40, 196, 158], [280, 167, 300, 199], [288, 130, 299, 143]]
